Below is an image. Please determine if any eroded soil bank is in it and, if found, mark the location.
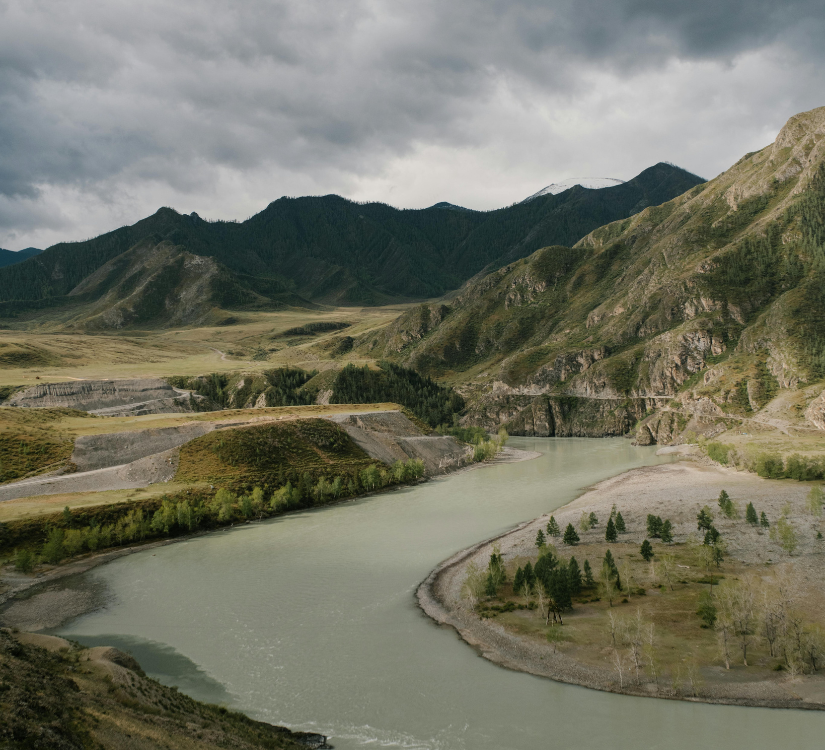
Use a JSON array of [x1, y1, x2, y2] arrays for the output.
[[418, 460, 825, 709]]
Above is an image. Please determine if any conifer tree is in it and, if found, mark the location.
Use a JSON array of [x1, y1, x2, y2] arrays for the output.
[[646, 514, 663, 537], [760, 511, 770, 528], [660, 519, 673, 543], [513, 566, 524, 594], [697, 506, 714, 531], [605, 518, 618, 542], [484, 572, 497, 597], [615, 511, 626, 533], [568, 556, 582, 594], [603, 549, 618, 578], [535, 528, 546, 548], [534, 548, 558, 591], [746, 502, 758, 525], [583, 559, 595, 587], [547, 516, 561, 537], [718, 490, 737, 518], [563, 523, 580, 545], [704, 525, 721, 546], [640, 539, 654, 562], [588, 512, 598, 527], [523, 561, 536, 592]]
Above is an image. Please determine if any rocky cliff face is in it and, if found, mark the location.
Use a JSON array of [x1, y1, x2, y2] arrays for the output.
[[468, 394, 650, 438], [357, 106, 825, 441], [7, 378, 198, 414]]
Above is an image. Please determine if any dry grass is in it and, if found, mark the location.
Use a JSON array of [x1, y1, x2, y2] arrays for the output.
[[493, 542, 814, 682], [0, 482, 207, 522], [451, 461, 825, 700], [0, 304, 414, 387]]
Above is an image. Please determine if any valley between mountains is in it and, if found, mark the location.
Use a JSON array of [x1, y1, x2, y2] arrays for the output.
[[2, 106, 825, 744]]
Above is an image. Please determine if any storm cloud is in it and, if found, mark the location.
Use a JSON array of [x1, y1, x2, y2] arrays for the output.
[[1, 0, 824, 248]]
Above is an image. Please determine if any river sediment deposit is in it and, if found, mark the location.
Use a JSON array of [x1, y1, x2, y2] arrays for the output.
[[419, 460, 825, 709], [3, 439, 824, 750]]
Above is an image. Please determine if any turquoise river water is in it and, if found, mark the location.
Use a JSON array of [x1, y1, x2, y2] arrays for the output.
[[58, 438, 822, 749]]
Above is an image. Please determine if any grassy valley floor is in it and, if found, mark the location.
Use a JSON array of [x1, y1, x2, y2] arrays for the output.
[[418, 458, 825, 709]]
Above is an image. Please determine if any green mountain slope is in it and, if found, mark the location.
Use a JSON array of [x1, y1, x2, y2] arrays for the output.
[[0, 163, 703, 314], [359, 106, 825, 440]]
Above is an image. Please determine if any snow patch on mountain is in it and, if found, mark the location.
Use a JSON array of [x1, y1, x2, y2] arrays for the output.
[[522, 177, 625, 203]]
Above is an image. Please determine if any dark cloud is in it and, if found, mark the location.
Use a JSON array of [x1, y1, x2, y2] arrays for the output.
[[1, 0, 824, 248]]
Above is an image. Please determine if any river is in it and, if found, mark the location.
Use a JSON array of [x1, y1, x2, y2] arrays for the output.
[[57, 438, 822, 749]]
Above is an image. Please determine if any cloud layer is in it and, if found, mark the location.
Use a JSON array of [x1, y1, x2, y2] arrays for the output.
[[1, 0, 824, 249]]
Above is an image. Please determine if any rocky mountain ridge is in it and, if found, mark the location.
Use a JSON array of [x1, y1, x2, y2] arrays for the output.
[[357, 106, 825, 442]]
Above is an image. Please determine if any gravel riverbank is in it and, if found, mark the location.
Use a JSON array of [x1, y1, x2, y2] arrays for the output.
[[417, 460, 825, 709]]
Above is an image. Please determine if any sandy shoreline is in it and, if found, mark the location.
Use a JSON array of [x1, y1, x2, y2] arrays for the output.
[[417, 460, 825, 710]]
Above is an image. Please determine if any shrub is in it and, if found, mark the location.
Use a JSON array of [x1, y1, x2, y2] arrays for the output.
[[41, 527, 65, 564], [706, 442, 732, 465], [14, 547, 36, 573], [755, 453, 785, 479]]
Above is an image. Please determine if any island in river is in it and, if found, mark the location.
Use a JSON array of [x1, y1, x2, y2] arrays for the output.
[[419, 454, 825, 709]]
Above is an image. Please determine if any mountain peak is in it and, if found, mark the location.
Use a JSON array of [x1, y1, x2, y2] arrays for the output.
[[521, 177, 625, 203], [428, 202, 475, 212]]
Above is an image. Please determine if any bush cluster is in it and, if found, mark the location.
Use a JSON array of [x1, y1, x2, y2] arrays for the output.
[[7, 459, 426, 572]]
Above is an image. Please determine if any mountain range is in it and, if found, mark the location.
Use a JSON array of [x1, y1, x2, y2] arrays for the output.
[[357, 106, 825, 440], [0, 163, 703, 327], [0, 247, 42, 269]]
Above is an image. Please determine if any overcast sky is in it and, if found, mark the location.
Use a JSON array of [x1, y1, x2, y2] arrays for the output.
[[1, 0, 824, 250]]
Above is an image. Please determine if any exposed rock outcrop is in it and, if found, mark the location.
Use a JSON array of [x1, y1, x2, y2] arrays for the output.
[[468, 394, 650, 438], [7, 378, 197, 415], [328, 411, 471, 473], [806, 390, 825, 430], [72, 423, 213, 471]]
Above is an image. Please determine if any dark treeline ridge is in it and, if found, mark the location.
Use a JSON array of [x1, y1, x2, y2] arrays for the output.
[[330, 362, 465, 427], [168, 368, 318, 410], [0, 163, 703, 307], [281, 321, 351, 336], [167, 363, 466, 426]]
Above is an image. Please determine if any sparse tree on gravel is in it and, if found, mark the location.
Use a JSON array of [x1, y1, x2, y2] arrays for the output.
[[563, 523, 580, 545], [647, 514, 663, 538], [615, 512, 626, 533], [535, 528, 546, 549], [547, 516, 561, 537], [605, 517, 618, 542], [746, 502, 758, 525], [770, 505, 798, 555], [697, 506, 714, 532], [640, 539, 654, 562]]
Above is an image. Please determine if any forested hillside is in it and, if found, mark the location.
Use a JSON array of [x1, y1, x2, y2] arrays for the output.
[[0, 163, 703, 314]]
